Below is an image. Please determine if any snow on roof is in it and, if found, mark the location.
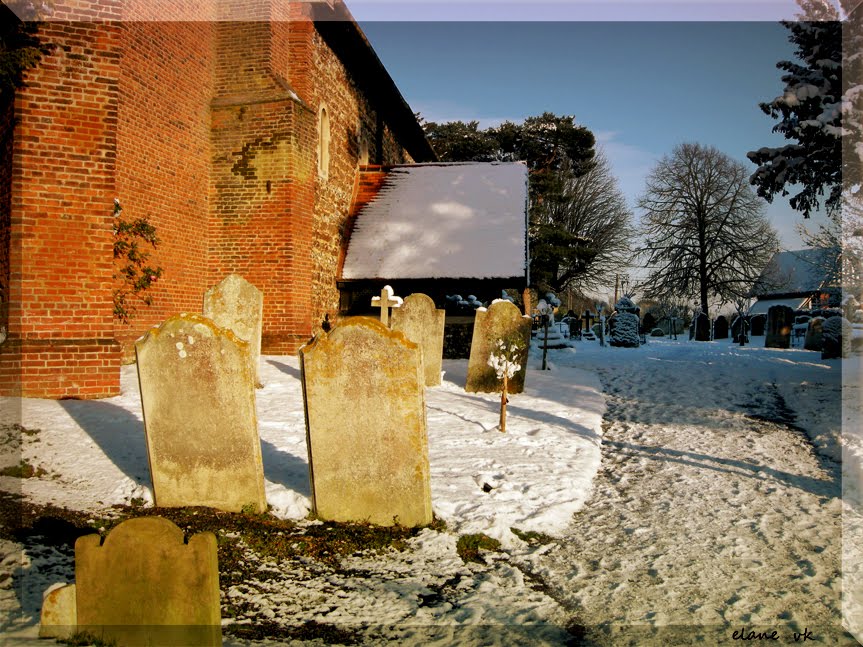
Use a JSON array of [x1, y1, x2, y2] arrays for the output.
[[341, 162, 528, 281], [752, 248, 839, 296], [748, 296, 811, 316]]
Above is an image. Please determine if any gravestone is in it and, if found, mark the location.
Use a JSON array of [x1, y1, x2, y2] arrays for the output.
[[750, 314, 766, 336], [694, 313, 711, 341], [391, 293, 445, 387], [39, 584, 76, 639], [732, 316, 749, 344], [465, 300, 532, 394], [76, 516, 220, 646], [371, 285, 402, 327], [821, 316, 850, 359], [136, 313, 267, 513], [765, 305, 794, 349], [203, 273, 263, 387], [299, 317, 432, 527], [713, 315, 729, 339], [804, 316, 825, 351]]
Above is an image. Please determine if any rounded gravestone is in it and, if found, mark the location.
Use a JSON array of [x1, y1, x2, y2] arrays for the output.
[[713, 315, 729, 340], [765, 305, 794, 349], [804, 316, 825, 351], [821, 316, 850, 359]]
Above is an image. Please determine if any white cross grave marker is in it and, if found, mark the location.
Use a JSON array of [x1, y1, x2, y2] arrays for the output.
[[371, 285, 402, 327]]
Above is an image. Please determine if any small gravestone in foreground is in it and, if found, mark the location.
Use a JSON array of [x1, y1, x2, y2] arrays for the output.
[[466, 300, 532, 394], [75, 516, 220, 646], [39, 583, 77, 639], [136, 313, 267, 513], [300, 317, 432, 527], [203, 273, 264, 387], [391, 293, 445, 387], [765, 305, 794, 349]]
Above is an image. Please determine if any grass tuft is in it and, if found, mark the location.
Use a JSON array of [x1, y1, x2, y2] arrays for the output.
[[456, 533, 501, 564]]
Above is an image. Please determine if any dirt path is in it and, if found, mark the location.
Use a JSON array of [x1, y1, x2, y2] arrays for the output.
[[537, 348, 856, 645]]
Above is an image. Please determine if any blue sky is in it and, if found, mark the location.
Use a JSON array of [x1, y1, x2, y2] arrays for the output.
[[355, 10, 832, 266]]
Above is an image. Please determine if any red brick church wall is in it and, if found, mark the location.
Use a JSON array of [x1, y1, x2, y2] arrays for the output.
[[113, 19, 216, 359], [0, 11, 123, 398], [0, 0, 418, 397]]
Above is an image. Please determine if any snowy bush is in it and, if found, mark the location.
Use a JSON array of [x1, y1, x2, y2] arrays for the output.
[[614, 295, 638, 314], [610, 312, 640, 347], [650, 328, 665, 337]]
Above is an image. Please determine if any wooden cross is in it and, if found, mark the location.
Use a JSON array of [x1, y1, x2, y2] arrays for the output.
[[371, 285, 402, 327]]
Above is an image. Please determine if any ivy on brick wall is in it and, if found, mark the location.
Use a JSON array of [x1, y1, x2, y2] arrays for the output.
[[113, 199, 163, 324], [0, 1, 54, 104]]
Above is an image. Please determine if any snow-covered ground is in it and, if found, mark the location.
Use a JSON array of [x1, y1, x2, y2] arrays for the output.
[[1, 335, 861, 645]]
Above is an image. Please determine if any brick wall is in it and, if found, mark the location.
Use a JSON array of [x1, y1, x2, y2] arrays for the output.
[[0, 14, 123, 398], [1, 0, 422, 397], [0, 98, 13, 340], [114, 20, 216, 359], [304, 27, 414, 337]]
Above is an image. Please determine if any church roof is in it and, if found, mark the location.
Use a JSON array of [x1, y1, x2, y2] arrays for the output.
[[340, 162, 529, 281], [312, 3, 436, 163], [751, 247, 840, 297]]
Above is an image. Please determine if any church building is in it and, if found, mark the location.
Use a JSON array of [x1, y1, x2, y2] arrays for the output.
[[0, 0, 436, 398]]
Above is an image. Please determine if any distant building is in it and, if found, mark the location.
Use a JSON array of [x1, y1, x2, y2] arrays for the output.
[[338, 161, 530, 315], [749, 248, 841, 316]]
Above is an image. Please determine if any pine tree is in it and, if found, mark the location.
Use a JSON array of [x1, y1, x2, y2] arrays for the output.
[[747, 15, 843, 218]]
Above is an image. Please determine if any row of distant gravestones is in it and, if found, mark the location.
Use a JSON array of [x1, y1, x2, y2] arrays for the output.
[[690, 306, 847, 358], [40, 276, 532, 646]]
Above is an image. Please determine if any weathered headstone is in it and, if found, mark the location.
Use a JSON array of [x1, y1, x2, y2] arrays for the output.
[[713, 315, 729, 339], [804, 316, 825, 351], [465, 300, 532, 394], [750, 314, 766, 336], [765, 305, 794, 349], [693, 312, 711, 341], [203, 273, 264, 387], [732, 316, 749, 344], [39, 584, 76, 639], [371, 285, 402, 327], [821, 316, 850, 359], [136, 313, 267, 513], [391, 293, 445, 387], [76, 516, 220, 646], [299, 317, 432, 527]]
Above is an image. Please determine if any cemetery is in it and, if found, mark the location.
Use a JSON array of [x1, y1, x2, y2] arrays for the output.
[[1, 1, 860, 643]]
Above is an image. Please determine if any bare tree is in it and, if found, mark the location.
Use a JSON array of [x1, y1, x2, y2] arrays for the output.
[[638, 143, 780, 316], [531, 149, 635, 293]]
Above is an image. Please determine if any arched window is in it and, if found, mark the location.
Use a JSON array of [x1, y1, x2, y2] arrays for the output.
[[358, 136, 370, 166], [318, 106, 330, 179]]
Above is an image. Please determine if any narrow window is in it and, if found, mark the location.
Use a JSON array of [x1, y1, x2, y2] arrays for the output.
[[318, 106, 330, 179]]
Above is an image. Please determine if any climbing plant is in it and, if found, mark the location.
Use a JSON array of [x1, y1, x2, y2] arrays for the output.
[[112, 199, 163, 323]]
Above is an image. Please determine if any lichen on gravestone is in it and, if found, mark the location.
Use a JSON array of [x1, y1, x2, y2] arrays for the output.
[[391, 293, 445, 387], [135, 313, 266, 513], [299, 316, 432, 527], [203, 273, 264, 387], [75, 516, 221, 647], [465, 300, 531, 394]]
